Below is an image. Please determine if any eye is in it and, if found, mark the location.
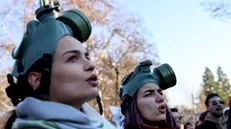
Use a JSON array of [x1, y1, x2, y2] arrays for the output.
[[143, 90, 154, 97], [212, 102, 218, 106], [67, 55, 78, 62], [85, 55, 90, 60], [157, 89, 163, 96], [220, 100, 225, 105], [85, 53, 90, 60], [144, 93, 152, 97], [211, 101, 218, 106]]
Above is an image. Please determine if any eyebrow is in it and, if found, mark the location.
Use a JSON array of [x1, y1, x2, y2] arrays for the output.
[[143, 89, 154, 94], [62, 50, 82, 56], [211, 100, 220, 103]]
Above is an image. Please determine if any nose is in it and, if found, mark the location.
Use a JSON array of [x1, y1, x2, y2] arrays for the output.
[[155, 92, 164, 103], [84, 60, 95, 72], [218, 104, 224, 109]]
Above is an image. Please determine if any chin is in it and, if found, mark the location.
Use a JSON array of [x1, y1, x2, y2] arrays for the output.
[[158, 114, 167, 121], [147, 114, 166, 122], [86, 88, 99, 101], [211, 112, 222, 118]]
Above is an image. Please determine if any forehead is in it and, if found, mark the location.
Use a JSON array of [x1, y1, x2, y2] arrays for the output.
[[138, 83, 160, 93], [172, 112, 179, 116], [209, 96, 221, 102], [56, 35, 86, 54], [186, 124, 193, 127]]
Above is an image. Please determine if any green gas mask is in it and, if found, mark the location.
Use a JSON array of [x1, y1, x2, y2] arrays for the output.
[[11, 0, 91, 77], [118, 60, 177, 114]]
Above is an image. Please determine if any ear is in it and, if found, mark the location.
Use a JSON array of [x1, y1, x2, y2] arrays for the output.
[[28, 72, 42, 90]]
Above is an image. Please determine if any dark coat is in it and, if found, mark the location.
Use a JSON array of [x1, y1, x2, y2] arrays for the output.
[[196, 120, 225, 129]]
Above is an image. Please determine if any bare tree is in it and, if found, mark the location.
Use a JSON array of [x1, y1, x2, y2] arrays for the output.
[[200, 0, 231, 21]]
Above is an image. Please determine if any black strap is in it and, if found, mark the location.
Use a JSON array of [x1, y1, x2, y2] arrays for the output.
[[96, 95, 103, 115]]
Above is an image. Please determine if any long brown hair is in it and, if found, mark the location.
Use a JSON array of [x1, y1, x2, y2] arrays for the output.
[[122, 94, 179, 129], [0, 110, 16, 129]]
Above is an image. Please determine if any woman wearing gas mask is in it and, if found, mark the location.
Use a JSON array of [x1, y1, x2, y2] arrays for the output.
[[118, 60, 179, 129], [0, 1, 115, 129]]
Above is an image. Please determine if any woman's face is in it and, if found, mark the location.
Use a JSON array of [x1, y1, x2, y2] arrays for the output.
[[49, 35, 98, 108], [185, 124, 194, 129], [137, 83, 166, 122]]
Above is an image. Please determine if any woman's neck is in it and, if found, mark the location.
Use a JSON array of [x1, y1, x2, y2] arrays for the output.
[[143, 120, 164, 129], [49, 97, 82, 110], [143, 124, 159, 129]]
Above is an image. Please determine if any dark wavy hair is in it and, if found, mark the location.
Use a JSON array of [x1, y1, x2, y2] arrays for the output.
[[205, 93, 220, 107], [122, 94, 143, 129], [122, 93, 179, 129], [184, 122, 193, 129]]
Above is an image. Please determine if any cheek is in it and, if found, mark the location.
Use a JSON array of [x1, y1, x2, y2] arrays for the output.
[[49, 62, 98, 103], [208, 106, 214, 111], [49, 63, 85, 96], [137, 97, 166, 122], [137, 98, 158, 118], [51, 63, 84, 84]]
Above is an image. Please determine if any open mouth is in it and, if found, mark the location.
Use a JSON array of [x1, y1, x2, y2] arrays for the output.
[[158, 104, 166, 113], [216, 107, 223, 111], [86, 74, 98, 87]]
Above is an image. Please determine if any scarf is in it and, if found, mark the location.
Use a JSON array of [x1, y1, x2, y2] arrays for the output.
[[205, 112, 227, 129], [12, 97, 116, 129]]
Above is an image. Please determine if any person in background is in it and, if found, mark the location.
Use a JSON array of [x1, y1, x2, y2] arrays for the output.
[[227, 97, 231, 129], [109, 106, 124, 129], [184, 122, 194, 129], [170, 108, 182, 128], [195, 111, 208, 127], [224, 107, 229, 121], [196, 93, 226, 129]]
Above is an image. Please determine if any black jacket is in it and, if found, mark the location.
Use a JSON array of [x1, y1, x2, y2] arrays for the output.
[[196, 120, 225, 129]]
